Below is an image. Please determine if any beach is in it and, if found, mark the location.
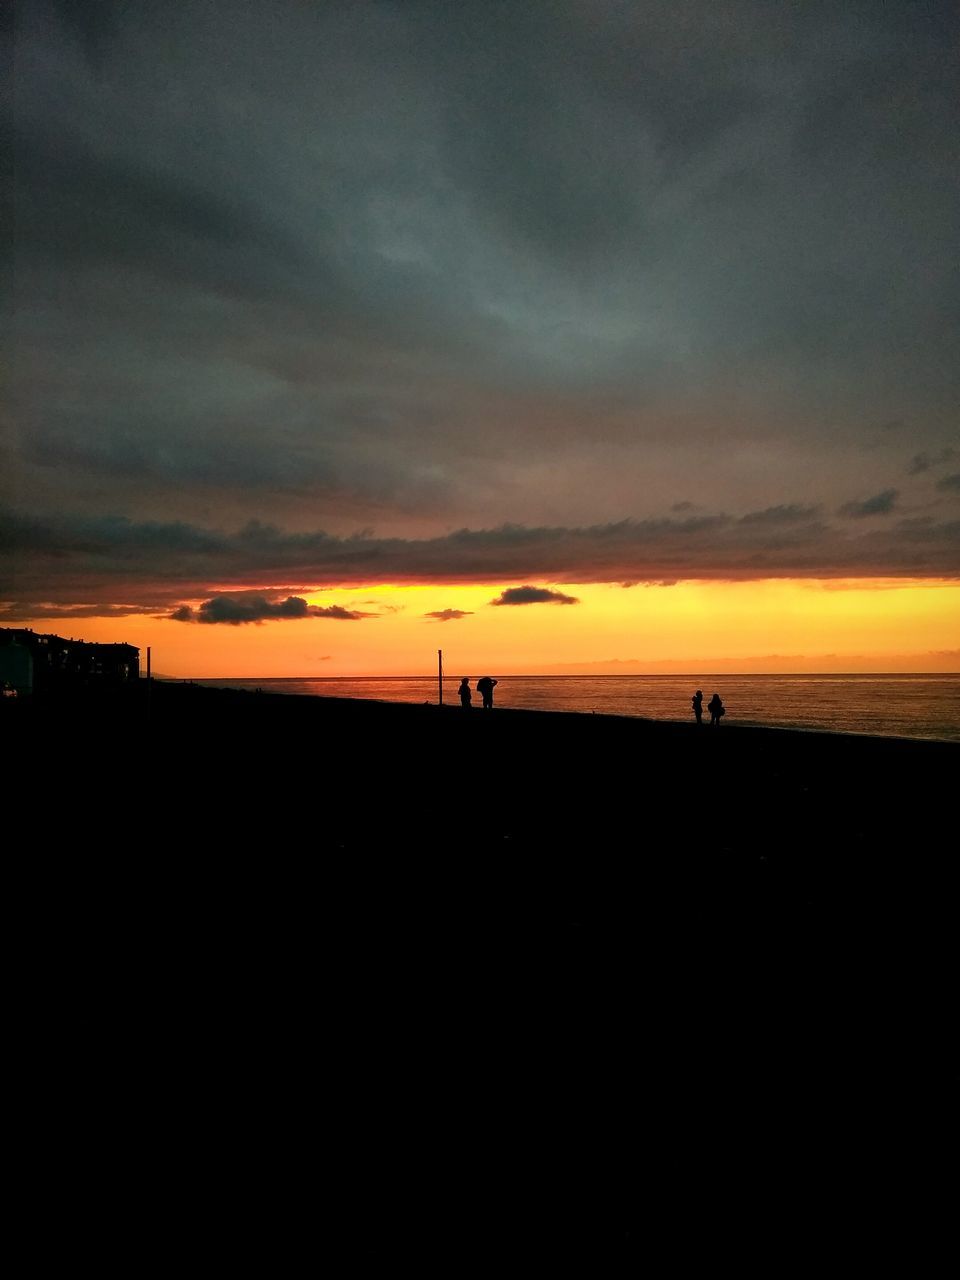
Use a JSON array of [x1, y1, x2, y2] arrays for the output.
[[18, 677, 953, 851], [12, 681, 954, 1260]]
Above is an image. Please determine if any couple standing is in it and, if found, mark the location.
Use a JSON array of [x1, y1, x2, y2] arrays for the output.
[[459, 676, 498, 710], [692, 689, 725, 726]]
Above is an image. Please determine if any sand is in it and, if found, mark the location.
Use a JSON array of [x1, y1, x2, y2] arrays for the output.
[[9, 680, 954, 1260]]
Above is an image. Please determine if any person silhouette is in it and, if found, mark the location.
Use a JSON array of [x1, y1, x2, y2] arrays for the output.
[[459, 677, 472, 709], [476, 675, 498, 710], [707, 693, 725, 726], [692, 689, 703, 725]]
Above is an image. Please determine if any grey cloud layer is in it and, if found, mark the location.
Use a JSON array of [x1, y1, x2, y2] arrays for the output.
[[7, 0, 959, 584], [3, 506, 959, 618]]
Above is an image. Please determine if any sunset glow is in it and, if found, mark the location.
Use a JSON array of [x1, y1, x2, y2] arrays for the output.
[[13, 578, 959, 677]]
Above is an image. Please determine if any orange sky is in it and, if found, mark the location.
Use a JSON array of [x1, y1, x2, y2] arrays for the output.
[[14, 577, 960, 676]]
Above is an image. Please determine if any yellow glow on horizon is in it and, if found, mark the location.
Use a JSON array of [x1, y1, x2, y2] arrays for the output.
[[10, 578, 960, 676]]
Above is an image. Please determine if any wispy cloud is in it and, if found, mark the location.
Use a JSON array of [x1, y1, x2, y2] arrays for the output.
[[838, 490, 899, 518], [738, 504, 821, 525], [424, 609, 474, 621], [908, 449, 956, 475], [0, 602, 163, 621]]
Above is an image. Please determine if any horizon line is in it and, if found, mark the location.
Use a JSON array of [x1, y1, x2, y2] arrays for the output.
[[159, 670, 960, 680]]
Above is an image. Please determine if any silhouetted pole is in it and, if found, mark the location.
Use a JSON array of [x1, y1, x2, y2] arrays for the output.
[[146, 645, 152, 722], [438, 649, 443, 705]]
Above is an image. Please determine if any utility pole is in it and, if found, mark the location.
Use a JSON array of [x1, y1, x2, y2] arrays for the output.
[[438, 649, 443, 705]]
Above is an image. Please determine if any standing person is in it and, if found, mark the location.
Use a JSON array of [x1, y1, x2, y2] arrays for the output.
[[476, 675, 498, 710], [707, 693, 725, 726], [692, 689, 703, 725], [458, 678, 472, 709]]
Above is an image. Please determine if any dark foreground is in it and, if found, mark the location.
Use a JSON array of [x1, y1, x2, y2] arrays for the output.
[[8, 682, 955, 1262]]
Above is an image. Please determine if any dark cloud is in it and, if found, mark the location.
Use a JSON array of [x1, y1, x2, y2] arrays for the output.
[[424, 609, 473, 621], [738, 504, 821, 525], [491, 587, 580, 607], [4, 503, 960, 620], [909, 449, 956, 474], [170, 593, 375, 624], [6, 1, 960, 600], [838, 490, 899, 519]]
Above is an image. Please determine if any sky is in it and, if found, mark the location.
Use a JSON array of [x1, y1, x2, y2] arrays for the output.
[[4, 0, 959, 674]]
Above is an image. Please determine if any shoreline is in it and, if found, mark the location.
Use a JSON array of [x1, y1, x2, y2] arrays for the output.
[[11, 678, 955, 819], [160, 673, 960, 745], [14, 673, 959, 745]]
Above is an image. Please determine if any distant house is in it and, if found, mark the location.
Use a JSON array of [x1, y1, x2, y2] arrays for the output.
[[0, 628, 140, 695]]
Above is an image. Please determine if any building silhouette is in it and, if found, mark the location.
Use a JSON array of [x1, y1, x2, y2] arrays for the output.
[[0, 628, 140, 695]]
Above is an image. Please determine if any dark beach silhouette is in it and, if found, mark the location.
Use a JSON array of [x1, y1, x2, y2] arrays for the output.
[[7, 678, 954, 1262]]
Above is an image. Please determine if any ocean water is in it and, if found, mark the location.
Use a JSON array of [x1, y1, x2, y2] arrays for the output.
[[189, 673, 960, 743]]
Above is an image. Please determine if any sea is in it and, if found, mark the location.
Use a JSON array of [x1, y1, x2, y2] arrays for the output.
[[189, 673, 960, 743]]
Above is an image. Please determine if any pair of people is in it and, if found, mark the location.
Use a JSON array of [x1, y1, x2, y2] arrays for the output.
[[459, 676, 497, 710], [692, 689, 725, 726]]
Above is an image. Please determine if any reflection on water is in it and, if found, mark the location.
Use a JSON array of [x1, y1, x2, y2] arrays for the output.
[[187, 673, 960, 742]]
